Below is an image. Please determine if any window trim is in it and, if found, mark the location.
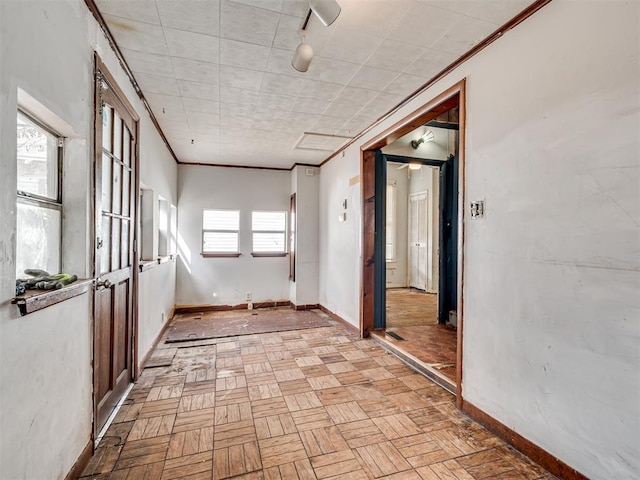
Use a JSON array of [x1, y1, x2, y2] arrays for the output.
[[201, 208, 240, 255], [251, 210, 287, 256], [203, 252, 242, 258], [251, 252, 287, 258], [17, 109, 63, 205]]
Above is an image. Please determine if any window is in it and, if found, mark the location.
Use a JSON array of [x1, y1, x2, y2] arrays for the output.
[[385, 184, 396, 262], [139, 188, 154, 261], [158, 196, 169, 256], [169, 204, 177, 256], [202, 209, 240, 254], [252, 211, 286, 254], [16, 111, 63, 278]]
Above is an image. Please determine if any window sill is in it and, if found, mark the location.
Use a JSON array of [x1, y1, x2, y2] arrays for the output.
[[12, 278, 93, 317], [201, 252, 241, 258], [251, 252, 288, 257], [140, 255, 176, 272], [158, 255, 174, 265]]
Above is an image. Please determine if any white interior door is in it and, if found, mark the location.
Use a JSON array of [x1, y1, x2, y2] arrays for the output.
[[409, 192, 428, 290]]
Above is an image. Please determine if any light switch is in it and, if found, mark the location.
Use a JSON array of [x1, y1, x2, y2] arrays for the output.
[[470, 200, 484, 219]]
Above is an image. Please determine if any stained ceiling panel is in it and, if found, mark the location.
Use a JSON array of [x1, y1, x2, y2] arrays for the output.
[[94, 0, 538, 168]]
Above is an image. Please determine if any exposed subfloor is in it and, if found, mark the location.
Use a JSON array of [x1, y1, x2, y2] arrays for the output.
[[384, 289, 457, 384], [81, 310, 554, 480]]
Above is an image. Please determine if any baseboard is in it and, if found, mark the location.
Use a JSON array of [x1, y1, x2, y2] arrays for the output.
[[291, 303, 320, 311], [319, 305, 359, 336], [175, 304, 247, 314], [461, 401, 589, 480], [174, 300, 289, 314], [64, 440, 93, 480], [138, 314, 172, 372], [253, 300, 290, 309]]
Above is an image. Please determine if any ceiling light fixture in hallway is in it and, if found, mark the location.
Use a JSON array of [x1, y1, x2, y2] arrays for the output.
[[309, 0, 341, 26]]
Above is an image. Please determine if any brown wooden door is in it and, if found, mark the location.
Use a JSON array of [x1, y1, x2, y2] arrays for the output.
[[93, 60, 139, 434]]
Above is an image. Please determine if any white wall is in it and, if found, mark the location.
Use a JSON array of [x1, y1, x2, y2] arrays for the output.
[[138, 260, 176, 370], [0, 1, 177, 478], [319, 154, 362, 322], [136, 106, 178, 362], [386, 163, 409, 288], [177, 165, 291, 307], [318, 1, 640, 479], [290, 166, 320, 306]]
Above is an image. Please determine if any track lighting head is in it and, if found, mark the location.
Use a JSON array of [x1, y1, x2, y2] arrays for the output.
[[410, 128, 435, 149], [292, 39, 313, 72], [309, 0, 341, 27]]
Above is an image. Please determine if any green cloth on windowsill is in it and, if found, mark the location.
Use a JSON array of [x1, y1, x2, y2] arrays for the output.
[[16, 269, 78, 295]]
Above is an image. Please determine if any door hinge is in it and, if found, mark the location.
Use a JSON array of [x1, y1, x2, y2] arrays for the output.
[[58, 137, 64, 148]]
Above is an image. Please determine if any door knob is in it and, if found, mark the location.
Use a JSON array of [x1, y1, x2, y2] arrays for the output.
[[96, 278, 111, 289]]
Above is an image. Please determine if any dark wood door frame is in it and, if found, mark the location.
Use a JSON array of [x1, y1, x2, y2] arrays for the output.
[[92, 54, 140, 439], [361, 80, 466, 407], [381, 153, 453, 325]]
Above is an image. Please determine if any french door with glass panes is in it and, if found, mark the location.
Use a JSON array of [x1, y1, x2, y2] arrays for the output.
[[93, 58, 139, 435]]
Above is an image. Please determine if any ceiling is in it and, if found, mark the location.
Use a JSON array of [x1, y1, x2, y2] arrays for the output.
[[94, 0, 535, 168]]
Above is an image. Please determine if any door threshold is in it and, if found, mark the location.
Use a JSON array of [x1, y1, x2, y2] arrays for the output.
[[371, 332, 456, 395], [95, 383, 134, 448]]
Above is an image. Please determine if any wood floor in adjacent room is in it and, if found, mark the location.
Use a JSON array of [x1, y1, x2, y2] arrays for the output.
[[81, 310, 555, 480], [385, 289, 457, 384]]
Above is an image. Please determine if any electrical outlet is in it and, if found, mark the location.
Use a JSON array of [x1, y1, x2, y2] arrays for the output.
[[245, 292, 252, 301]]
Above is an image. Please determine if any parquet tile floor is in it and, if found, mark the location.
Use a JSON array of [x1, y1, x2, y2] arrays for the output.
[[81, 310, 555, 480]]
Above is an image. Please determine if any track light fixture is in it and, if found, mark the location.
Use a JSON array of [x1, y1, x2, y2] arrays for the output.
[[309, 0, 341, 27], [410, 128, 435, 149], [291, 2, 341, 72], [292, 35, 313, 72]]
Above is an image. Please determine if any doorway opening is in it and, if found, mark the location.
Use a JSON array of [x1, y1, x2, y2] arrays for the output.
[[361, 81, 464, 403]]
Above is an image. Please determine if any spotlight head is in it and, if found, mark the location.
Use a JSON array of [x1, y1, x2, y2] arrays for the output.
[[292, 41, 313, 72], [309, 0, 341, 27], [410, 128, 434, 149]]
